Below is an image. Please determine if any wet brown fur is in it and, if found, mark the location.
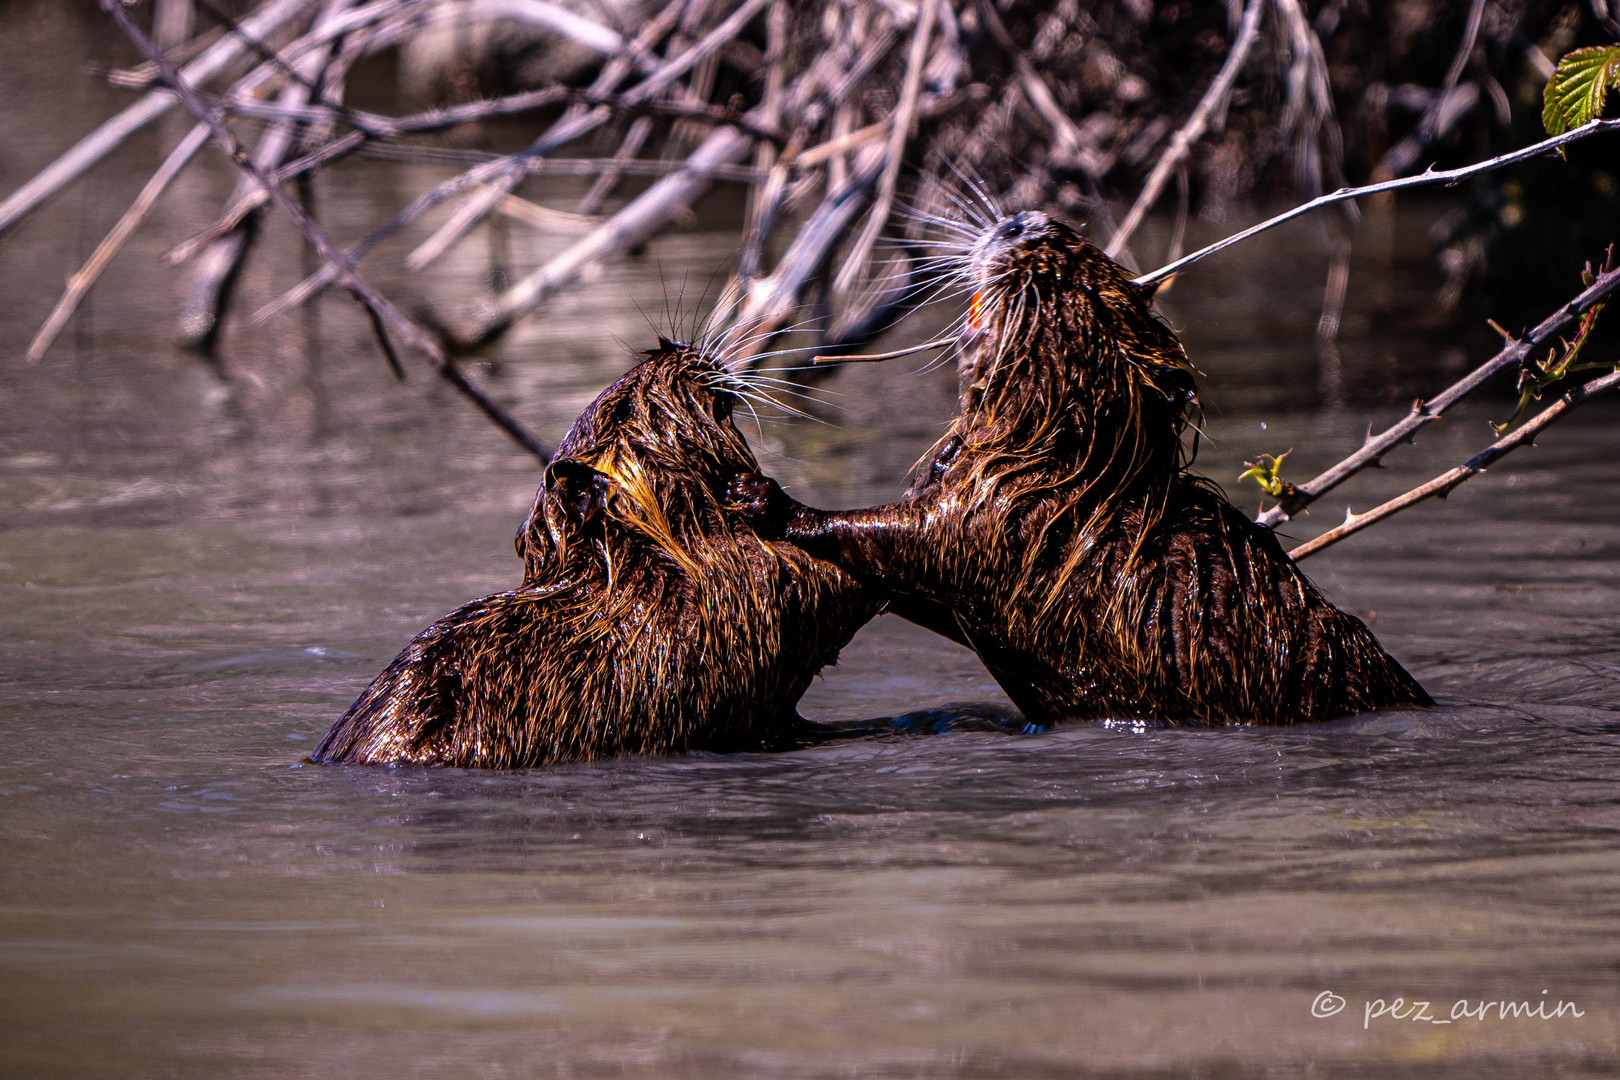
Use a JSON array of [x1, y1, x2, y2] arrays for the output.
[[313, 340, 881, 767], [740, 211, 1430, 724]]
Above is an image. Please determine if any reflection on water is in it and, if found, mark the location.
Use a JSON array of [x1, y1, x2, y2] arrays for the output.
[[4, 7, 1620, 1077]]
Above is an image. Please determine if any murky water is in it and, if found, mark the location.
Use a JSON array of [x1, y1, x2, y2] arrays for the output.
[[4, 8, 1620, 1078]]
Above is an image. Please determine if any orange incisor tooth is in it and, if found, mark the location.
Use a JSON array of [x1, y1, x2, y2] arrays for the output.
[[968, 292, 984, 332]]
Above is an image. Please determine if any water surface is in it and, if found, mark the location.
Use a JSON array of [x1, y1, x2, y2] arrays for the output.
[[3, 8, 1620, 1077]]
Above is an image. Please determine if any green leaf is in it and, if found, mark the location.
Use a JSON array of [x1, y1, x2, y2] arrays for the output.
[[1491, 278, 1610, 433], [1543, 45, 1620, 136], [1239, 451, 1292, 499]]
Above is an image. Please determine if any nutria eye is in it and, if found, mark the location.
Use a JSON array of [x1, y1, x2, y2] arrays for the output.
[[712, 393, 734, 421], [612, 398, 634, 424], [997, 217, 1025, 240]]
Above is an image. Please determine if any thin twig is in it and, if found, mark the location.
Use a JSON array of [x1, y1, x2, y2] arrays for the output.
[[1256, 255, 1620, 528], [1106, 0, 1266, 259], [459, 27, 879, 350], [168, 85, 578, 263], [725, 142, 888, 364], [93, 0, 550, 462], [384, 0, 691, 272], [1138, 118, 1620, 286], [107, 26, 222, 86], [167, 129, 367, 263], [578, 115, 656, 215], [972, 0, 1092, 173], [735, 0, 790, 282], [494, 192, 598, 233], [406, 0, 767, 273], [812, 335, 955, 364], [356, 143, 760, 179], [1376, 0, 1486, 178], [461, 124, 761, 347], [1290, 365, 1620, 560], [796, 120, 890, 168], [181, 0, 360, 352]]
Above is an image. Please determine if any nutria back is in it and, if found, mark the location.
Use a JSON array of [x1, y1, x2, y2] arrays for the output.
[[314, 340, 882, 767]]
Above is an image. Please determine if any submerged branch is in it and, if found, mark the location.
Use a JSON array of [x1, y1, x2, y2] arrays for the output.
[[94, 0, 551, 462]]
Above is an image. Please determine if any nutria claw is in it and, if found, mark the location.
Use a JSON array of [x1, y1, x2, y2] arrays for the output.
[[725, 472, 792, 537]]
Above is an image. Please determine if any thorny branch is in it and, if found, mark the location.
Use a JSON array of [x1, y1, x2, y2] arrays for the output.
[[1289, 364, 1620, 561], [1137, 118, 1620, 288], [1254, 253, 1620, 529]]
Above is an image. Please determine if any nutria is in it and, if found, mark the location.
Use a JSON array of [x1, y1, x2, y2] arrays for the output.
[[313, 338, 882, 767], [734, 209, 1430, 725]]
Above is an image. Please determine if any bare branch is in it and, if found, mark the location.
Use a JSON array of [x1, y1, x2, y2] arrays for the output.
[[180, 0, 360, 352], [405, 0, 768, 274], [726, 142, 888, 364], [1290, 365, 1620, 560], [27, 125, 211, 364], [1376, 0, 1485, 178], [833, 0, 936, 297], [972, 0, 1093, 174], [1256, 256, 1620, 528], [450, 0, 630, 59], [1138, 118, 1620, 287], [459, 124, 761, 347], [0, 0, 313, 235]]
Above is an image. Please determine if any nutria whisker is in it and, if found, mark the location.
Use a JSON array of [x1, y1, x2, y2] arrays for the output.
[[727, 387, 821, 423], [812, 336, 959, 365], [711, 321, 827, 368], [735, 373, 845, 399], [892, 191, 985, 238], [937, 167, 1006, 233], [715, 369, 841, 410], [706, 310, 831, 372]]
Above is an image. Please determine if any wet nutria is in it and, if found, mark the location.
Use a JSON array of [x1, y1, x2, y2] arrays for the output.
[[735, 209, 1430, 725], [313, 338, 882, 767]]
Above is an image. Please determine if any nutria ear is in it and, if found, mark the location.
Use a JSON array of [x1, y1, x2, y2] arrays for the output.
[[546, 460, 610, 532]]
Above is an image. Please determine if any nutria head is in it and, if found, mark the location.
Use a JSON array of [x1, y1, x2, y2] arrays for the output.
[[515, 337, 759, 581], [953, 210, 1197, 500]]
